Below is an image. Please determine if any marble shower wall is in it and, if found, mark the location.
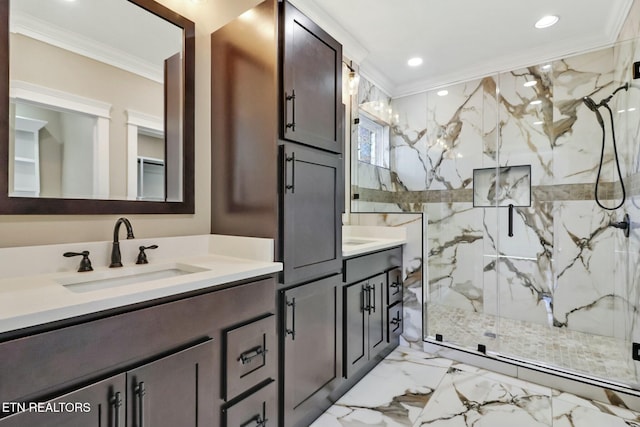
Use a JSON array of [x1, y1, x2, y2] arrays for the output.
[[426, 45, 635, 343], [352, 36, 640, 367]]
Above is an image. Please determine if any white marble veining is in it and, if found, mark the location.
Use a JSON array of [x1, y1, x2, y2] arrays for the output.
[[311, 346, 640, 427], [0, 234, 282, 335]]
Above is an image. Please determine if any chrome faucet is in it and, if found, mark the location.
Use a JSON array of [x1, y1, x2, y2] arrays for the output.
[[110, 217, 135, 268]]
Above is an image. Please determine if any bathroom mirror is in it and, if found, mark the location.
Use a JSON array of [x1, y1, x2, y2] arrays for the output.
[[0, 0, 195, 214]]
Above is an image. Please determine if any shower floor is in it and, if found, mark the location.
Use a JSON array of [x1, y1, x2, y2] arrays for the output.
[[426, 303, 638, 386]]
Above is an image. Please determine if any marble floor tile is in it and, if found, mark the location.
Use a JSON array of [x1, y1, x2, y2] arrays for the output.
[[552, 392, 640, 427], [311, 347, 453, 427], [311, 346, 640, 427], [415, 363, 552, 427]]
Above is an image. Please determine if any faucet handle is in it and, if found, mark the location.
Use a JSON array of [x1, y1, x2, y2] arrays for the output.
[[136, 245, 158, 264], [64, 251, 94, 272]]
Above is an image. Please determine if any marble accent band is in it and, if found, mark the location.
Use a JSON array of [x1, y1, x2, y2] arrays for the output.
[[353, 182, 625, 205]]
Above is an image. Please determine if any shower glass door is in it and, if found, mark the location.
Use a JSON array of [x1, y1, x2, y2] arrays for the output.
[[423, 38, 640, 389], [492, 42, 638, 387]]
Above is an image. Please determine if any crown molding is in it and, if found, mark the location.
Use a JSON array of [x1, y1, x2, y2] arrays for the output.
[[11, 80, 112, 118], [289, 0, 634, 99], [11, 12, 163, 83], [287, 0, 369, 64]]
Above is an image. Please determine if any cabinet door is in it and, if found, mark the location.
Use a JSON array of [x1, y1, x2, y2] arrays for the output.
[[281, 143, 342, 285], [367, 274, 386, 360], [343, 280, 369, 378], [0, 374, 125, 427], [281, 275, 341, 427], [127, 339, 215, 427], [281, 1, 342, 153]]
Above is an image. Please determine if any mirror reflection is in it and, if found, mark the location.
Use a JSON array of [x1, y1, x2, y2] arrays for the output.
[[8, 0, 183, 201]]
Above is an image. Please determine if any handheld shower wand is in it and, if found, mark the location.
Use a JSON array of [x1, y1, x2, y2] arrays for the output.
[[582, 95, 604, 127], [581, 83, 629, 211]]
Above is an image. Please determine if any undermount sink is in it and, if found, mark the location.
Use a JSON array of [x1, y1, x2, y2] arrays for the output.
[[58, 264, 209, 293], [343, 238, 374, 245]]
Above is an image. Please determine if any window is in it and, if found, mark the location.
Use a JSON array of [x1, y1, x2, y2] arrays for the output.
[[357, 113, 389, 168]]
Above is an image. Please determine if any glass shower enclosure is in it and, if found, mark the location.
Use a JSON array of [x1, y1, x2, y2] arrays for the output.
[[351, 37, 640, 389]]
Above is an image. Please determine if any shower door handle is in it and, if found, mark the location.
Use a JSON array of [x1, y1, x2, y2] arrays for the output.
[[508, 204, 514, 237]]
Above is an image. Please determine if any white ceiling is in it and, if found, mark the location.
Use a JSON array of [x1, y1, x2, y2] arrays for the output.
[[290, 0, 634, 97]]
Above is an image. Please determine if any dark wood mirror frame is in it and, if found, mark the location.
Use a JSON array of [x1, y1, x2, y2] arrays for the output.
[[0, 0, 195, 214]]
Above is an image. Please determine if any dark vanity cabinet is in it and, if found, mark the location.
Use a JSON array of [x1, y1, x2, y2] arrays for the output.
[[279, 274, 342, 427], [1, 340, 215, 427], [210, 1, 343, 426], [0, 277, 277, 427], [281, 2, 343, 154], [342, 248, 403, 380]]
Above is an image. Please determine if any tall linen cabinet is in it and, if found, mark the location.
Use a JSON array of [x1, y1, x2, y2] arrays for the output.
[[211, 1, 344, 426]]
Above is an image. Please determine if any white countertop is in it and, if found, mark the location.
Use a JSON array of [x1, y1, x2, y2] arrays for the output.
[[0, 235, 282, 335], [342, 225, 407, 257]]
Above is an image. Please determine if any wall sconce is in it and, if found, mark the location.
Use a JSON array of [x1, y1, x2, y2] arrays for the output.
[[348, 70, 360, 96]]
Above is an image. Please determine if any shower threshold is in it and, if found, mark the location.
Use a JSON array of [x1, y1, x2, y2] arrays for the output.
[[426, 304, 640, 400], [423, 338, 640, 412]]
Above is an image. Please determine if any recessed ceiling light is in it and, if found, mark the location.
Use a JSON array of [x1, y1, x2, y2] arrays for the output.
[[535, 15, 559, 29], [628, 107, 636, 112], [533, 121, 543, 125], [530, 100, 542, 105], [408, 57, 423, 67], [524, 81, 537, 87], [437, 90, 448, 97]]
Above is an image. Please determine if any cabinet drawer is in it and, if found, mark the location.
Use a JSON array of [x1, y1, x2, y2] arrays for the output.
[[343, 247, 402, 284], [222, 380, 277, 427], [387, 302, 403, 342], [387, 268, 403, 306], [223, 315, 276, 401]]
